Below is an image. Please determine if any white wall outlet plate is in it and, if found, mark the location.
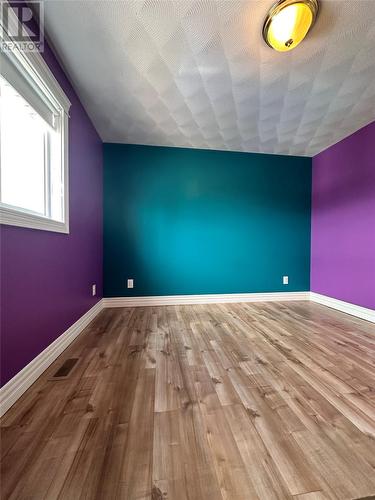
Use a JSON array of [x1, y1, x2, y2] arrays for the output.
[[283, 276, 289, 285], [127, 279, 134, 289], [92, 284, 96, 296]]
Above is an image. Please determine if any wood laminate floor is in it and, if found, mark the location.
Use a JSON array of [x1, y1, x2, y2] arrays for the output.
[[1, 301, 375, 500]]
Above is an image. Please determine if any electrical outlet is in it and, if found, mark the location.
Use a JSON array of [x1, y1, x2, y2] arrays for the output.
[[92, 284, 96, 296], [283, 276, 289, 285], [127, 279, 134, 289]]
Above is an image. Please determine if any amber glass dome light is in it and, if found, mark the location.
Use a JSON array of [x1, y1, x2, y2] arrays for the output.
[[263, 0, 319, 52]]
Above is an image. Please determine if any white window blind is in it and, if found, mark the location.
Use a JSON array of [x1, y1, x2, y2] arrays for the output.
[[0, 52, 58, 129]]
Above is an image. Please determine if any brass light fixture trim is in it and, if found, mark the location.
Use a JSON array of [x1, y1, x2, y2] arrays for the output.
[[263, 0, 319, 52]]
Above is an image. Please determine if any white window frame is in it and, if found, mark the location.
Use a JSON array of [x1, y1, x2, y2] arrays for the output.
[[0, 4, 71, 233]]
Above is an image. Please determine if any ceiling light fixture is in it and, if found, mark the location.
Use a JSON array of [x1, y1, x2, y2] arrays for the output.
[[263, 0, 319, 52]]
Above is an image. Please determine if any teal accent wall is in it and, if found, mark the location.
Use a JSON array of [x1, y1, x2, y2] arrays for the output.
[[104, 144, 311, 297]]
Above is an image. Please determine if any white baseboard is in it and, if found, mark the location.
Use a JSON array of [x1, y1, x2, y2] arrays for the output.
[[103, 291, 310, 308], [2, 290, 373, 417], [310, 292, 375, 323], [0, 299, 104, 417]]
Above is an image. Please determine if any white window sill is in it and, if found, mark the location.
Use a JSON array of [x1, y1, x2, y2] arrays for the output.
[[0, 204, 69, 233]]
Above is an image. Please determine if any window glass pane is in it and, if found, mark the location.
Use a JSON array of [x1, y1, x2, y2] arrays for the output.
[[1, 75, 49, 216]]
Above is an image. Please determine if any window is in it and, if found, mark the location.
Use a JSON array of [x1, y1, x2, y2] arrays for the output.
[[0, 7, 71, 233]]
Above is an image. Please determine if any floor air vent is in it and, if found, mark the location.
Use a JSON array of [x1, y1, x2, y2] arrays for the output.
[[51, 358, 79, 379]]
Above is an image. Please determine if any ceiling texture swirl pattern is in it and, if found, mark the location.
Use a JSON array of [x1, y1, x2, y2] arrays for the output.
[[43, 0, 375, 156]]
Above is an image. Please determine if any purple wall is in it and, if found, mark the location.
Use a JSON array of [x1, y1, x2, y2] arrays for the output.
[[311, 121, 375, 310], [0, 27, 103, 385]]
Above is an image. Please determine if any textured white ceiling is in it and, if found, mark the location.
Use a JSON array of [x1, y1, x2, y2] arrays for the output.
[[43, 0, 375, 156]]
